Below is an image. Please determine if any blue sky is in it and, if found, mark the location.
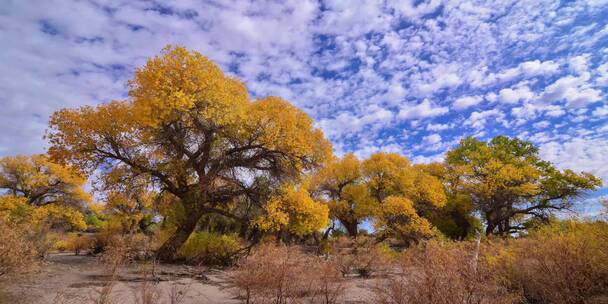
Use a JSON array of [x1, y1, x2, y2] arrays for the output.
[[0, 0, 607, 214]]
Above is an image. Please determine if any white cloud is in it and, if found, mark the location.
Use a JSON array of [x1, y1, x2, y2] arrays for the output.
[[497, 86, 534, 104], [465, 109, 504, 130], [592, 105, 608, 117], [544, 105, 567, 117], [533, 121, 551, 129], [569, 54, 591, 74], [453, 95, 483, 110], [469, 59, 560, 88], [388, 0, 443, 19], [540, 138, 608, 183], [398, 99, 448, 120], [412, 153, 444, 164], [423, 133, 442, 145], [426, 123, 449, 131], [414, 64, 463, 96], [518, 60, 561, 76], [597, 62, 608, 86], [497, 60, 561, 82], [318, 106, 394, 139], [540, 74, 602, 107]]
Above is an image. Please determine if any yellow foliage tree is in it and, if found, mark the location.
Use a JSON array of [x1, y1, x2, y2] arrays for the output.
[[0, 195, 86, 231], [374, 196, 434, 243], [256, 184, 329, 237], [362, 152, 446, 243], [0, 154, 91, 207], [362, 152, 447, 209], [0, 154, 90, 231], [312, 153, 375, 237], [415, 162, 480, 240], [446, 136, 602, 235], [97, 167, 156, 234], [314, 152, 447, 242], [47, 46, 332, 260]]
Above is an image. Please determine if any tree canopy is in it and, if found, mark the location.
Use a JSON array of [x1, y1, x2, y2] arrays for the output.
[[47, 46, 332, 260], [445, 136, 602, 235], [312, 152, 447, 243], [0, 155, 90, 230], [0, 154, 90, 208]]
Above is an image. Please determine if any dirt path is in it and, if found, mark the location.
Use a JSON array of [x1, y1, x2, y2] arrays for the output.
[[0, 253, 377, 304], [0, 253, 238, 304]]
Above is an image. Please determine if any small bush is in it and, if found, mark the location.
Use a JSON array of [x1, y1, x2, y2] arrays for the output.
[[52, 233, 96, 255], [374, 240, 517, 304], [231, 242, 344, 304], [90, 218, 152, 258], [178, 231, 242, 266], [0, 220, 37, 276], [490, 220, 608, 304], [333, 236, 393, 277]]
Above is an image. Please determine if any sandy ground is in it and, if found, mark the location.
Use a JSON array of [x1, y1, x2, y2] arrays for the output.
[[0, 253, 378, 304]]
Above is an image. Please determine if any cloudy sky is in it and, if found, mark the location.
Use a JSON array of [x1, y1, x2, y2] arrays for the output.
[[1, 0, 607, 210]]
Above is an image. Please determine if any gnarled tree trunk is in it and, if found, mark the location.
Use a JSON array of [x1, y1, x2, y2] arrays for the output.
[[156, 211, 202, 262], [343, 220, 359, 238]]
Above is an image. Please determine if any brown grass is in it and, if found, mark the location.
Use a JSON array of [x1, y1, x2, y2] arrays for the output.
[[489, 221, 608, 304], [0, 220, 37, 276], [86, 235, 134, 304], [373, 240, 517, 304], [231, 242, 344, 304], [373, 221, 608, 304], [333, 236, 393, 277]]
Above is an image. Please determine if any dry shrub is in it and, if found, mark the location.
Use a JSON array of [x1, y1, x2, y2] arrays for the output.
[[0, 220, 37, 276], [99, 235, 136, 273], [313, 258, 344, 304], [53, 233, 96, 255], [374, 240, 517, 304], [167, 282, 190, 304], [90, 218, 150, 254], [91, 226, 153, 261], [72, 234, 95, 255], [231, 242, 344, 304], [88, 235, 136, 304], [132, 281, 161, 304], [489, 221, 608, 304], [333, 236, 393, 277]]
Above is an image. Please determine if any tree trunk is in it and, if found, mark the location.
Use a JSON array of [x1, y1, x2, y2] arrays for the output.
[[156, 215, 200, 262], [485, 221, 495, 236], [343, 220, 358, 238]]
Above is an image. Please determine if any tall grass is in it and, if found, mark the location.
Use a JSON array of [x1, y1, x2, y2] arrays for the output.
[[373, 240, 515, 304], [0, 220, 37, 276], [490, 220, 608, 304], [231, 242, 344, 304], [373, 220, 608, 304]]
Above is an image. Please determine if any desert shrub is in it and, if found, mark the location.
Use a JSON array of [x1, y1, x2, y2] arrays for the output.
[[333, 236, 393, 277], [231, 242, 344, 304], [90, 218, 152, 255], [131, 281, 161, 304], [1, 196, 88, 260], [52, 233, 96, 255], [489, 220, 608, 304], [0, 220, 37, 276], [72, 234, 96, 255], [374, 240, 517, 304], [178, 231, 242, 266], [52, 238, 71, 252], [313, 258, 345, 304]]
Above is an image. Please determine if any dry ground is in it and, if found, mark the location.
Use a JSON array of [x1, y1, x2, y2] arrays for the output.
[[0, 253, 377, 304]]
